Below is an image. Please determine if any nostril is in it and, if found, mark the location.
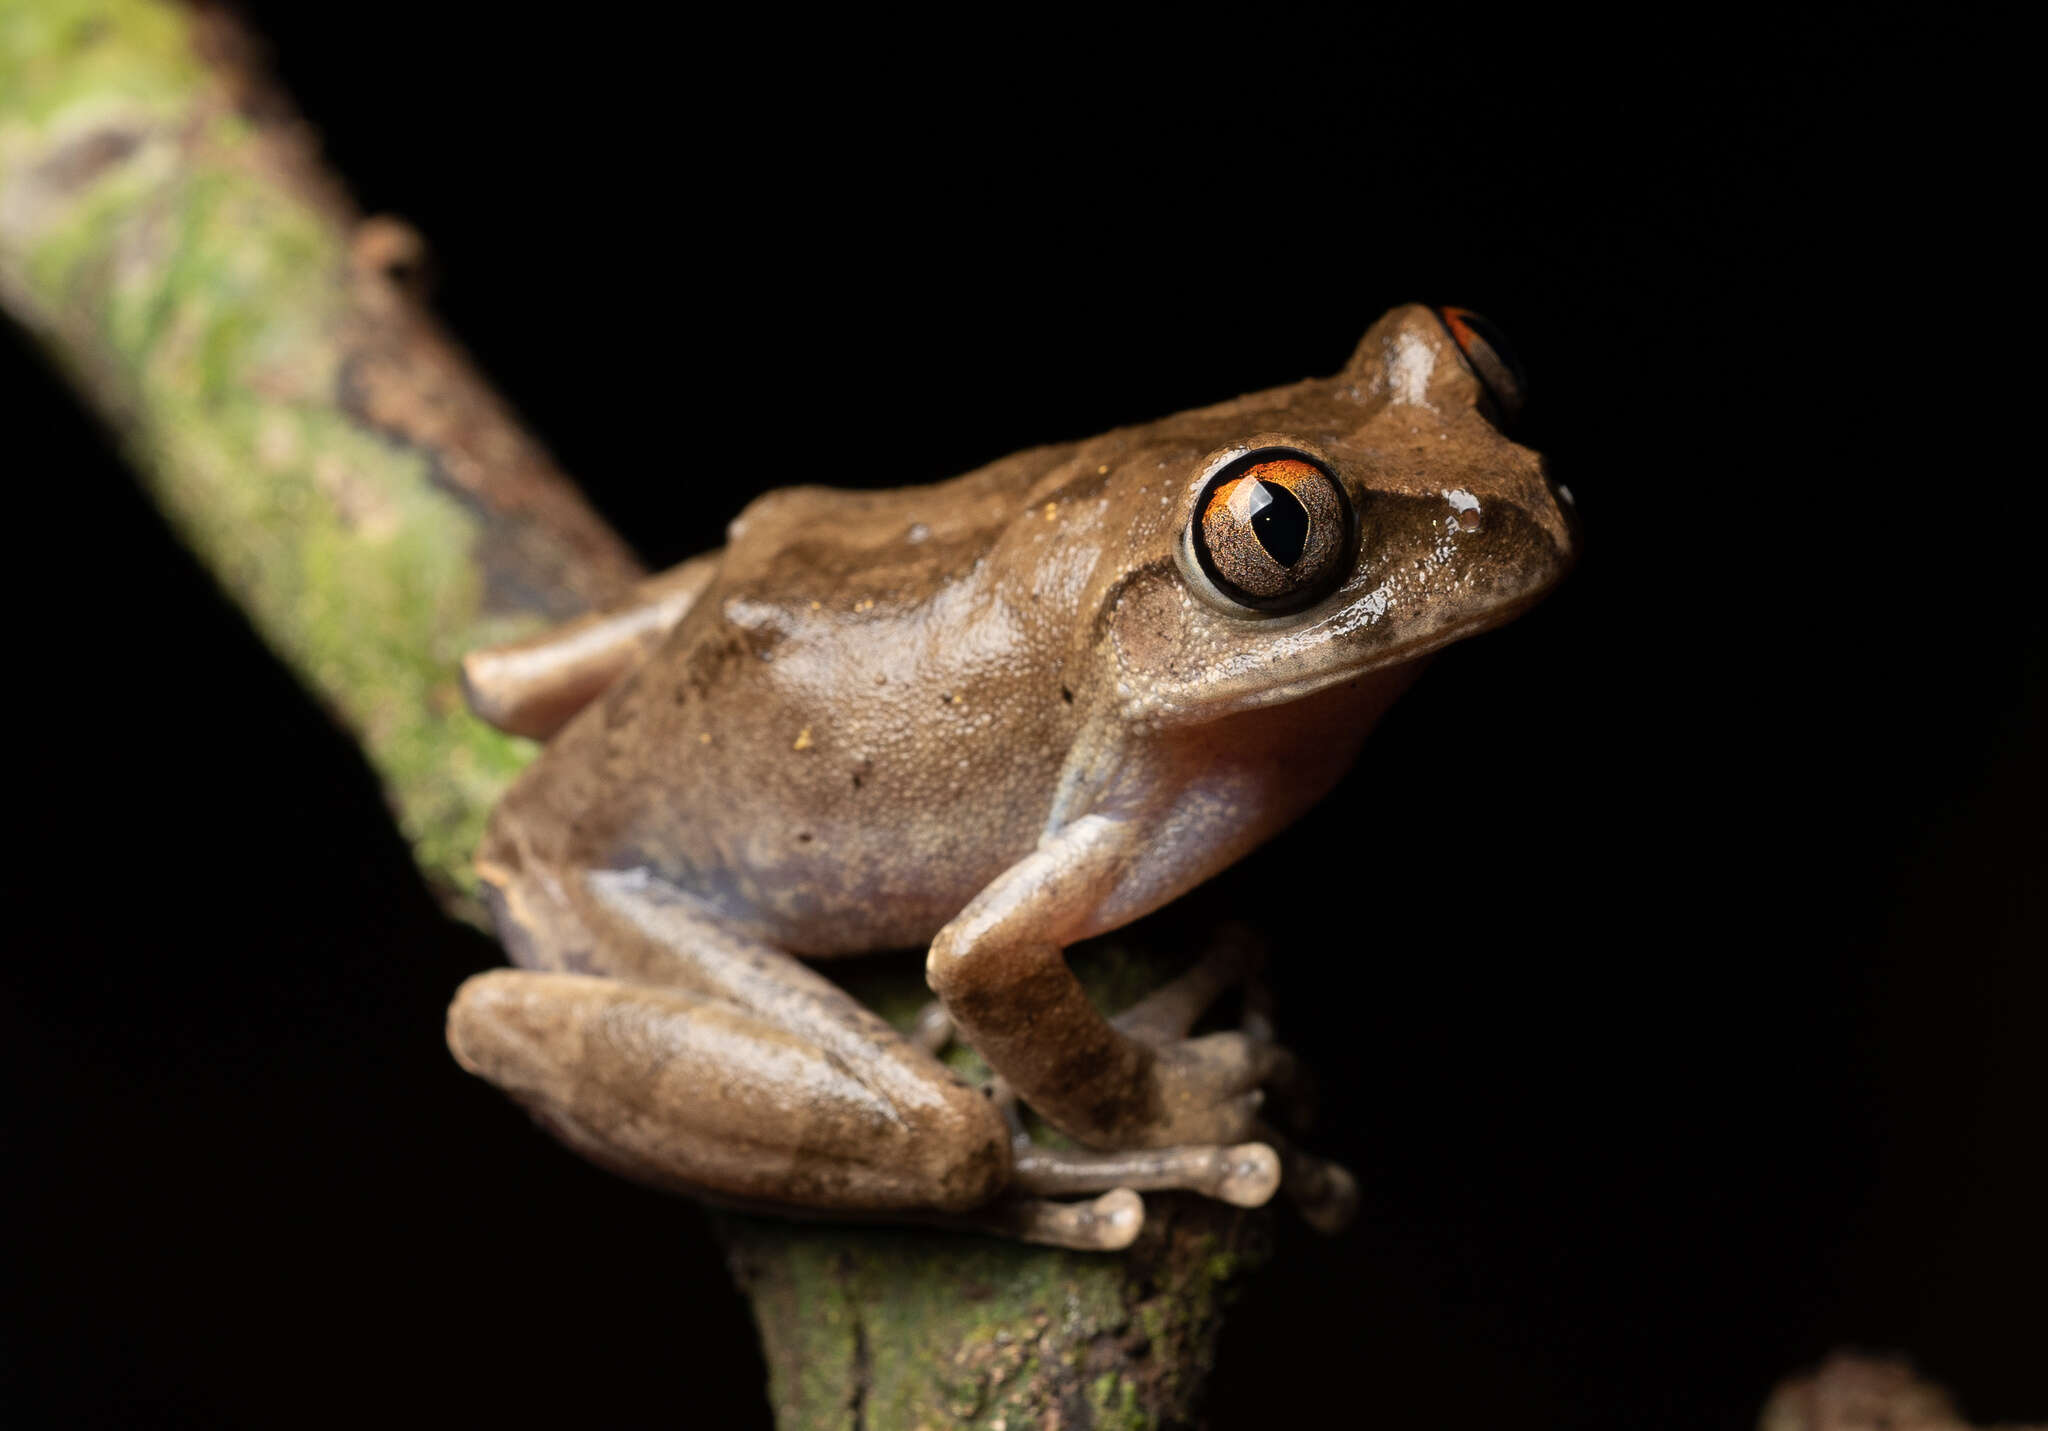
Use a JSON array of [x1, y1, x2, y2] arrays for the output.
[[1443, 488, 1484, 532]]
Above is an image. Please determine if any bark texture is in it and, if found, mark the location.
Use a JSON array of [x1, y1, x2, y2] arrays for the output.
[[722, 1193, 1265, 1429], [0, 4, 1266, 1425]]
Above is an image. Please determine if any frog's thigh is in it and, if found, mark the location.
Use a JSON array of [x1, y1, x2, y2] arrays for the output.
[[461, 551, 719, 739], [447, 969, 1009, 1213]]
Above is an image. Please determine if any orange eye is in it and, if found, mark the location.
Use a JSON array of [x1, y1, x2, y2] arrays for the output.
[[1437, 306, 1527, 423], [1192, 452, 1351, 612]]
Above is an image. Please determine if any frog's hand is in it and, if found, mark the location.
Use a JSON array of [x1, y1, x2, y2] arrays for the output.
[[927, 815, 1287, 1152], [460, 551, 720, 739]]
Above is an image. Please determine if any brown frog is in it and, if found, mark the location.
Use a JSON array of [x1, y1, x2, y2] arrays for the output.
[[447, 303, 1574, 1249]]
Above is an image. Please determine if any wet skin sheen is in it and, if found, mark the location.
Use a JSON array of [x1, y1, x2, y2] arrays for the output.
[[446, 304, 1575, 1251]]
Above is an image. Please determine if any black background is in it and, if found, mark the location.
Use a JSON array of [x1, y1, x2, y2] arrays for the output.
[[4, 8, 2040, 1429]]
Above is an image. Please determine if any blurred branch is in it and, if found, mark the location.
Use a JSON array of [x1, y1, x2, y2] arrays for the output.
[[1759, 1353, 2044, 1431], [0, 0, 642, 915]]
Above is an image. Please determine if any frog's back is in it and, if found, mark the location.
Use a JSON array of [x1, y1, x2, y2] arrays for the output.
[[478, 360, 1407, 960], [483, 439, 1103, 957]]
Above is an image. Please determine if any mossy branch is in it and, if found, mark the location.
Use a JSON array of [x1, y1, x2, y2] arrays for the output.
[[0, 0, 642, 913], [0, 4, 1267, 1425]]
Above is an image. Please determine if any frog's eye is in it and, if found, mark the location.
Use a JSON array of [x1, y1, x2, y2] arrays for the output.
[[1437, 306, 1527, 423], [1189, 451, 1352, 614]]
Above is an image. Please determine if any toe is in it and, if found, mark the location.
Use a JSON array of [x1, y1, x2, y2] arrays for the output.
[[1214, 1142, 1282, 1207]]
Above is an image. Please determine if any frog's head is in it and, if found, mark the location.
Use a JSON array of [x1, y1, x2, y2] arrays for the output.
[[1102, 303, 1576, 722]]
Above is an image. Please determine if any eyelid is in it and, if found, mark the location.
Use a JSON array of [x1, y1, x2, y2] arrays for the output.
[[1185, 448, 1352, 614], [1435, 306, 1526, 421]]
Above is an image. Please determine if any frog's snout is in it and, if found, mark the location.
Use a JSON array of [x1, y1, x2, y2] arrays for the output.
[[1479, 465, 1580, 591]]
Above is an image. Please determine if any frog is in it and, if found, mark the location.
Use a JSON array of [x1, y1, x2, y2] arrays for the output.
[[446, 303, 1575, 1250]]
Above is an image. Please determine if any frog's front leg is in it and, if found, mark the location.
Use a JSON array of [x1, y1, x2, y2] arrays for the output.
[[927, 814, 1292, 1151], [1096, 929, 1358, 1231]]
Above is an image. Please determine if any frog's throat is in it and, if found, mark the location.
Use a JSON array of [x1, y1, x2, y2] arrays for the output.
[[1143, 589, 1552, 726]]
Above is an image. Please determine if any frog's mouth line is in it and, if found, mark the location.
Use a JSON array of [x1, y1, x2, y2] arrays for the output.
[[1206, 584, 1560, 720]]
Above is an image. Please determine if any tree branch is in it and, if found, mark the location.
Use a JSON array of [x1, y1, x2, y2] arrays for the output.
[[0, 0, 641, 914]]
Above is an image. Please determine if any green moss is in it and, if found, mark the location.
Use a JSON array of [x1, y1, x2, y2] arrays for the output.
[[1136, 1298, 1171, 1349], [0, 0, 202, 133], [1072, 937, 1184, 1018], [2, 3, 546, 906], [732, 1214, 1189, 1429], [1089, 1370, 1145, 1429]]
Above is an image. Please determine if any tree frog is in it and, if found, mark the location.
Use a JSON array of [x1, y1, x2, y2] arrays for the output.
[[447, 304, 1574, 1250]]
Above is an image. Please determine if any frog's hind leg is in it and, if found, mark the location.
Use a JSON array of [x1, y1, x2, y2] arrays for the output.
[[448, 967, 1161, 1252], [717, 1184, 1148, 1251], [455, 848, 1176, 1250], [461, 551, 720, 739], [449, 967, 1010, 1210]]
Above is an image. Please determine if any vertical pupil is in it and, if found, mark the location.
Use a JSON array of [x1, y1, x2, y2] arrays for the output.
[[1246, 479, 1309, 566]]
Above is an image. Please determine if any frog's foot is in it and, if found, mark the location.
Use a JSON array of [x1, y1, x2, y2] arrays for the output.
[[1123, 996, 1356, 1230], [1106, 1029, 1354, 1230], [1110, 922, 1266, 1045], [1011, 1138, 1281, 1208], [920, 1188, 1146, 1251], [708, 1183, 1144, 1252], [1110, 930, 1321, 1140], [909, 998, 955, 1056], [977, 1060, 1279, 1209], [945, 928, 1295, 1212], [460, 552, 719, 739]]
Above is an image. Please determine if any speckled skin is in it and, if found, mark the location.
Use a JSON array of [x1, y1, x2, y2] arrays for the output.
[[447, 304, 1575, 1249]]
